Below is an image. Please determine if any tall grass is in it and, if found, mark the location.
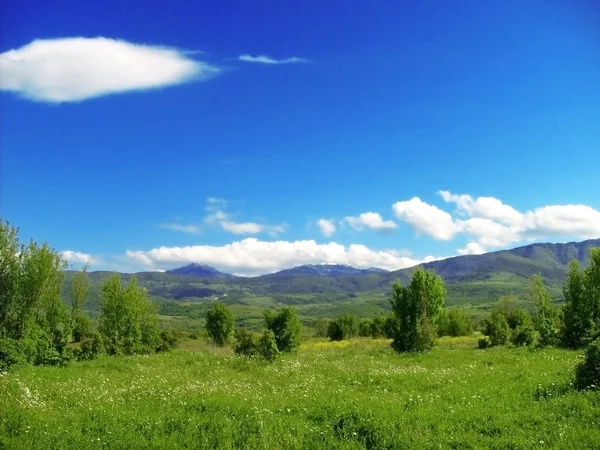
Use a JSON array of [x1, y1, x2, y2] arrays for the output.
[[1, 337, 598, 449]]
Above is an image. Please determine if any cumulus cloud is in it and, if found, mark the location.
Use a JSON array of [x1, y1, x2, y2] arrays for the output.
[[392, 197, 458, 240], [125, 238, 438, 276], [0, 37, 219, 102], [238, 54, 308, 64], [345, 212, 397, 233], [159, 223, 202, 234], [317, 219, 336, 237], [61, 250, 98, 265], [393, 190, 600, 255]]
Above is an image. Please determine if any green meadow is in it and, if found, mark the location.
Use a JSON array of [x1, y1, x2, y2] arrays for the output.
[[2, 336, 599, 449]]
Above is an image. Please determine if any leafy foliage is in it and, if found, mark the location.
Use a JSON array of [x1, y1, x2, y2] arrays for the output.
[[575, 338, 600, 390], [205, 303, 235, 346], [234, 328, 258, 358], [531, 275, 559, 347], [390, 268, 446, 352], [484, 310, 511, 347], [437, 309, 474, 337], [562, 250, 600, 349], [98, 274, 161, 355], [263, 306, 302, 353], [327, 314, 359, 341], [257, 330, 280, 362]]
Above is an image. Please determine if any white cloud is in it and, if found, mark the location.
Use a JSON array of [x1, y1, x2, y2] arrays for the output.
[[238, 54, 308, 65], [159, 223, 202, 234], [439, 190, 522, 226], [203, 199, 286, 236], [125, 238, 438, 276], [345, 212, 397, 233], [393, 190, 600, 255], [392, 197, 458, 240], [0, 37, 219, 103], [317, 219, 336, 237], [61, 250, 98, 265], [457, 242, 486, 256]]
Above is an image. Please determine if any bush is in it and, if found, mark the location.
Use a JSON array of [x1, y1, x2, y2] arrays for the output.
[[370, 314, 387, 338], [575, 338, 600, 390], [327, 314, 359, 341], [0, 338, 26, 372], [233, 328, 258, 358], [157, 330, 179, 352], [257, 330, 279, 362], [438, 309, 474, 337], [312, 318, 330, 338], [484, 310, 511, 347], [383, 314, 398, 339], [205, 303, 235, 347], [263, 307, 302, 353], [71, 313, 92, 343], [78, 332, 104, 361], [478, 337, 491, 349], [358, 319, 373, 337]]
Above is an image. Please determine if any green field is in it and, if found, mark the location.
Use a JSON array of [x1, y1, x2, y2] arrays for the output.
[[2, 337, 599, 449]]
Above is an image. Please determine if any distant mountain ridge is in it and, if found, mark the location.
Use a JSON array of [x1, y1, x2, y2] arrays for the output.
[[166, 263, 232, 278]]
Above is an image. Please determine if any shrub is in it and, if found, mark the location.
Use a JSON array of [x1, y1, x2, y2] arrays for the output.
[[78, 332, 104, 361], [263, 307, 302, 353], [575, 338, 600, 390], [511, 324, 536, 347], [157, 330, 179, 352], [257, 330, 280, 362], [531, 274, 559, 347], [233, 328, 258, 358], [484, 310, 511, 347], [312, 318, 330, 338], [71, 312, 92, 343], [383, 314, 398, 339], [438, 309, 474, 337], [205, 303, 235, 347], [327, 314, 359, 341], [370, 314, 387, 338], [358, 319, 373, 337], [0, 338, 25, 372], [478, 337, 490, 349]]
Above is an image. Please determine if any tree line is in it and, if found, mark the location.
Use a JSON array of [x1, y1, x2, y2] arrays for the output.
[[0, 221, 177, 371]]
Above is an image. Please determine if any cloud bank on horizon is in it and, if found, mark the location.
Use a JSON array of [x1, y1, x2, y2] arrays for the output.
[[61, 190, 600, 276]]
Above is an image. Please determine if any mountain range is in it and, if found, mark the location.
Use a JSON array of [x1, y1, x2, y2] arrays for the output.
[[75, 238, 600, 321]]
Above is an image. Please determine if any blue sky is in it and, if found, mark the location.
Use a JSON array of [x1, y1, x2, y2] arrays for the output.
[[1, 0, 600, 275]]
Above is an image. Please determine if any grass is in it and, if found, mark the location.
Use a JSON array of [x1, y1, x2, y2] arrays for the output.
[[1, 337, 599, 449]]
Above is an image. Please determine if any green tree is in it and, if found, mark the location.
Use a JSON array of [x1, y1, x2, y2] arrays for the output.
[[370, 313, 387, 338], [0, 221, 21, 339], [69, 264, 92, 342], [438, 309, 474, 337], [205, 303, 235, 346], [263, 306, 302, 353], [98, 274, 160, 355], [575, 337, 600, 391], [390, 268, 446, 352], [358, 318, 373, 337], [257, 329, 280, 362], [562, 250, 600, 349], [327, 314, 359, 341], [483, 310, 511, 346], [233, 328, 258, 357], [531, 275, 558, 347]]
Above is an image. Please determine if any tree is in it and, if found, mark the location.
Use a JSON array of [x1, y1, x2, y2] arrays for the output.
[[575, 337, 600, 391], [69, 264, 92, 342], [531, 275, 558, 347], [562, 250, 600, 349], [98, 274, 160, 355], [358, 319, 373, 337], [257, 330, 280, 362], [370, 313, 387, 338], [327, 314, 359, 341], [263, 306, 302, 353], [0, 221, 21, 339], [390, 268, 446, 352], [205, 303, 235, 346], [483, 310, 511, 346]]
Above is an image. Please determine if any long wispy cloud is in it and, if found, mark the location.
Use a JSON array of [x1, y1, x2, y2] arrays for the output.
[[126, 239, 437, 276], [238, 54, 308, 65], [0, 37, 220, 103]]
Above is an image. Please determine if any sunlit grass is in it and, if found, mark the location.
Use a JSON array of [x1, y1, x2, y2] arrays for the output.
[[1, 337, 598, 449]]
